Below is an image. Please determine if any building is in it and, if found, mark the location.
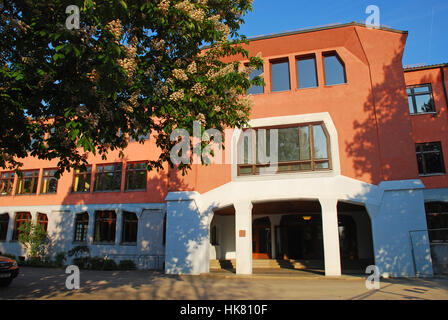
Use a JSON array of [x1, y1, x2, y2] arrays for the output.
[[0, 22, 447, 277]]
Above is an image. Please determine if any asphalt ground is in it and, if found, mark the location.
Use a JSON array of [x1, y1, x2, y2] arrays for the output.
[[1, 267, 448, 300]]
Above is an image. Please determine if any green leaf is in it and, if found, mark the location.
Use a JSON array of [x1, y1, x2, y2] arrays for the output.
[[53, 53, 65, 62], [119, 0, 128, 10]]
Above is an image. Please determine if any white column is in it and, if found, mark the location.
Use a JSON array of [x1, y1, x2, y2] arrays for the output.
[[6, 212, 15, 241], [234, 201, 253, 275], [116, 209, 123, 244], [319, 199, 341, 276], [87, 209, 96, 245], [30, 210, 38, 224]]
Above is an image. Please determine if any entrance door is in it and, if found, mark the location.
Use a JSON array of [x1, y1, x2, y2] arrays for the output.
[[252, 218, 271, 259]]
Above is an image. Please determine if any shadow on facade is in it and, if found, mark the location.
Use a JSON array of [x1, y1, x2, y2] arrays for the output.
[[346, 45, 434, 277]]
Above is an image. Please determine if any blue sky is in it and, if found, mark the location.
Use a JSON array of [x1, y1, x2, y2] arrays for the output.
[[239, 0, 448, 67]]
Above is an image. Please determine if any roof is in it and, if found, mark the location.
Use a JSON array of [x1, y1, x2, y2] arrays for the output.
[[403, 63, 448, 72], [246, 21, 407, 43]]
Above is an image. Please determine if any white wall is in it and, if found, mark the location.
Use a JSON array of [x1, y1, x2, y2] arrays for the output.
[[210, 215, 235, 260], [0, 203, 165, 269]]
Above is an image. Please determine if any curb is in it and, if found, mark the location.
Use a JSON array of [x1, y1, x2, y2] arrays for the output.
[[196, 273, 366, 281]]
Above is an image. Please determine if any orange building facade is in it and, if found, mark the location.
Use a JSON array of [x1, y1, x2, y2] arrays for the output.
[[0, 22, 447, 277]]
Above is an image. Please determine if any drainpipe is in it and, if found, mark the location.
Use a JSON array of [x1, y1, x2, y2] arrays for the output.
[[441, 66, 448, 109]]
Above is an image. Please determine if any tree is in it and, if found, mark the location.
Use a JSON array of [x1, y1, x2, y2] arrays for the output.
[[0, 0, 263, 175], [18, 220, 50, 259]]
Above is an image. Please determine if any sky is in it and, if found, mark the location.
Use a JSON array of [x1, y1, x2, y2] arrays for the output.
[[238, 0, 448, 67]]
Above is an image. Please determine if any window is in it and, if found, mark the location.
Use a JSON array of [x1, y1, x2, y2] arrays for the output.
[[130, 130, 150, 142], [74, 212, 89, 243], [210, 225, 218, 245], [247, 65, 264, 95], [0, 213, 9, 241], [37, 213, 48, 232], [416, 142, 446, 175], [271, 59, 290, 92], [425, 202, 448, 243], [72, 166, 92, 193], [407, 84, 435, 114], [93, 210, 116, 243], [238, 122, 331, 175], [121, 211, 138, 244], [0, 172, 15, 196], [41, 169, 58, 194], [12, 212, 31, 241], [297, 55, 318, 89], [16, 170, 39, 195], [125, 162, 147, 191], [323, 53, 346, 85], [426, 202, 448, 242], [94, 164, 122, 191]]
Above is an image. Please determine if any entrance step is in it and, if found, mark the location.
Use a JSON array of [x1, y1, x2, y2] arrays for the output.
[[210, 259, 323, 270]]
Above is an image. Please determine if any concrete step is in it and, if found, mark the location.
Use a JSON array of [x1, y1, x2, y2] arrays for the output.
[[210, 259, 324, 270]]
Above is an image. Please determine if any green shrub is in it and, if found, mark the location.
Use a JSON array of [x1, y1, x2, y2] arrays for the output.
[[68, 245, 90, 258], [54, 252, 66, 267], [18, 221, 49, 259], [87, 256, 105, 270], [73, 257, 89, 269], [19, 257, 54, 267], [102, 259, 118, 271], [118, 260, 136, 270]]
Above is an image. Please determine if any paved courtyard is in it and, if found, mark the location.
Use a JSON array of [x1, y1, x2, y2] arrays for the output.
[[1, 267, 448, 300]]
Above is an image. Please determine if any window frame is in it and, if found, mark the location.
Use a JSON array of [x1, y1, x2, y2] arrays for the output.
[[237, 121, 332, 176], [73, 212, 89, 243], [125, 161, 147, 191], [296, 54, 319, 89], [15, 170, 40, 195], [0, 213, 9, 241], [40, 168, 58, 194], [210, 225, 219, 246], [246, 63, 264, 95], [0, 172, 15, 196], [270, 58, 291, 93], [323, 52, 347, 86], [93, 210, 117, 244], [407, 84, 436, 115], [94, 163, 122, 192], [12, 212, 31, 241], [425, 202, 448, 243], [416, 142, 446, 176], [37, 213, 48, 232], [121, 211, 138, 244], [72, 166, 92, 193], [129, 130, 150, 142]]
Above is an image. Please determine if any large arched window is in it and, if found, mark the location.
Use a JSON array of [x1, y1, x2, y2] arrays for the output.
[[121, 211, 138, 244], [74, 212, 89, 243], [93, 210, 116, 243], [37, 213, 48, 232], [0, 213, 9, 241], [237, 122, 331, 176], [12, 212, 31, 241]]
